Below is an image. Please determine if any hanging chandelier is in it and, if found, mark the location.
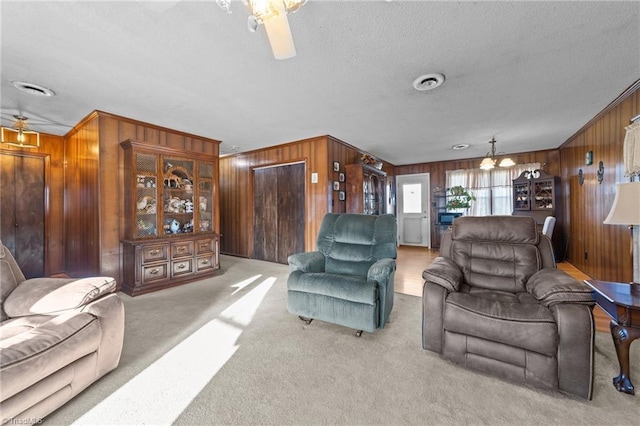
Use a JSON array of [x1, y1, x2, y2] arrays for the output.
[[480, 137, 515, 170], [216, 0, 307, 60]]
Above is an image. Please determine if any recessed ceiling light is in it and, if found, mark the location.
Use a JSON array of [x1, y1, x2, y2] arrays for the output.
[[412, 73, 445, 91], [452, 144, 469, 150], [11, 81, 56, 97]]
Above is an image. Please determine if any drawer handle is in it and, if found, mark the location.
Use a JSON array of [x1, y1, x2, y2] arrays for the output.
[[177, 246, 187, 252], [177, 263, 186, 269], [149, 249, 160, 256], [201, 259, 209, 265], [149, 268, 160, 275]]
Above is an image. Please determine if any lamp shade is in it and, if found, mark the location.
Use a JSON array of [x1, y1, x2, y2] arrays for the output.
[[479, 157, 495, 170], [603, 182, 640, 225], [498, 157, 515, 167]]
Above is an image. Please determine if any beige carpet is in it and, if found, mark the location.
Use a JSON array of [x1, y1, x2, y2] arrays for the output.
[[45, 255, 640, 425]]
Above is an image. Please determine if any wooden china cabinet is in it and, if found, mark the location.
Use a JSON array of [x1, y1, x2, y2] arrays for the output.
[[512, 169, 563, 259], [120, 140, 220, 296], [345, 163, 387, 215]]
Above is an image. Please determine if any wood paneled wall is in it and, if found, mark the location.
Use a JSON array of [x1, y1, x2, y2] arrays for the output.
[[219, 135, 393, 258], [559, 82, 640, 282], [395, 150, 560, 247], [1, 133, 65, 275], [63, 111, 219, 283]]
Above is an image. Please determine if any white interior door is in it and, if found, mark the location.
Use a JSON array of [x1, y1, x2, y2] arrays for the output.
[[396, 173, 430, 247]]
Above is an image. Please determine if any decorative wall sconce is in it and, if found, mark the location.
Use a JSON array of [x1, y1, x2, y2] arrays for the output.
[[597, 161, 605, 184]]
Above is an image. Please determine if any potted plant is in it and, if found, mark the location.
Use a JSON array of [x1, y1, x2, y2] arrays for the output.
[[446, 186, 476, 210]]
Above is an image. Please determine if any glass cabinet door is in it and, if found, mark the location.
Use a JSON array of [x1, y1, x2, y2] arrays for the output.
[[513, 182, 530, 211], [197, 161, 214, 232], [532, 179, 554, 210], [161, 157, 195, 235], [134, 152, 158, 238]]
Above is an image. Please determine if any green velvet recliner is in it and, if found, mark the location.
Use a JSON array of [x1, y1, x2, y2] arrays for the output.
[[287, 213, 397, 335]]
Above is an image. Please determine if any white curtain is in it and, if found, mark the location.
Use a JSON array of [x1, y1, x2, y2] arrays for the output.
[[446, 163, 541, 216], [623, 120, 640, 176]]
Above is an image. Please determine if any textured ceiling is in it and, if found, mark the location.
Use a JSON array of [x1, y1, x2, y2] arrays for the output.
[[1, 1, 639, 165]]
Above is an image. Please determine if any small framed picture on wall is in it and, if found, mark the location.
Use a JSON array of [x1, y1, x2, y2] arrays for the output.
[[333, 161, 340, 172], [339, 191, 345, 201], [339, 172, 345, 182], [333, 181, 340, 191]]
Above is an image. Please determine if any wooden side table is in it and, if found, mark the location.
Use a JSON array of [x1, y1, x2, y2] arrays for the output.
[[584, 279, 640, 395]]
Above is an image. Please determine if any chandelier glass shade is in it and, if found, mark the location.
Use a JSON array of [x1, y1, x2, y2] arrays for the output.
[[480, 137, 514, 170]]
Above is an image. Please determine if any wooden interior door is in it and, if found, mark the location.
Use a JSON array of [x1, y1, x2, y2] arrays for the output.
[[0, 151, 47, 278], [253, 163, 305, 264]]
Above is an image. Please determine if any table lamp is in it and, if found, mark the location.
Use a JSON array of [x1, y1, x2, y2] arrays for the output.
[[604, 181, 640, 293]]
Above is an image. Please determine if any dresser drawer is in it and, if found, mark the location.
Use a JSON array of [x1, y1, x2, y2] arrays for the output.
[[195, 255, 215, 272], [142, 244, 168, 263], [142, 263, 169, 283], [196, 238, 214, 254], [171, 241, 194, 259], [172, 258, 193, 277]]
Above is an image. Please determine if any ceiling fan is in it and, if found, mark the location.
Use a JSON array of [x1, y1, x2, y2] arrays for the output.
[[217, 0, 307, 60]]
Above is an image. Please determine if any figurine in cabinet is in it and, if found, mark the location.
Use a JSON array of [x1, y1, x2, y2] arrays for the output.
[[168, 219, 181, 234], [165, 196, 182, 213]]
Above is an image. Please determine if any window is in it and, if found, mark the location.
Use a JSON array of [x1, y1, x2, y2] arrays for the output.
[[402, 183, 422, 213], [446, 163, 540, 215]]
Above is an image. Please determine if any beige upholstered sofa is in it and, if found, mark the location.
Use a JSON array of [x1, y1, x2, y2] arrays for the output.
[[0, 241, 125, 424]]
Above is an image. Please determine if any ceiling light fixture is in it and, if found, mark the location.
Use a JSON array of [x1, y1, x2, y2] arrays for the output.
[[217, 0, 307, 60], [480, 137, 515, 170], [1, 115, 40, 149]]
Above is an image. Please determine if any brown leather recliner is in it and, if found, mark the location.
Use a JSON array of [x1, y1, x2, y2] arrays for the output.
[[422, 216, 595, 399]]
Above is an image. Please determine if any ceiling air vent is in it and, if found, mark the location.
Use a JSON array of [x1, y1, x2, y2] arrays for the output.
[[412, 73, 445, 91], [11, 81, 56, 97]]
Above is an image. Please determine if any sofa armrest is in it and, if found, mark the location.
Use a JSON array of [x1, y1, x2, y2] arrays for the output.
[[81, 293, 125, 377], [367, 258, 396, 284], [526, 268, 594, 307], [422, 281, 448, 353], [3, 276, 117, 317], [368, 258, 396, 328], [551, 303, 595, 399], [422, 257, 463, 292], [287, 251, 325, 273]]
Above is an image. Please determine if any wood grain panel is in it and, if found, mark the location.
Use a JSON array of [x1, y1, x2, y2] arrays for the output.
[[253, 167, 277, 262], [277, 163, 305, 263], [64, 117, 101, 277], [560, 83, 640, 283], [0, 151, 47, 277], [1, 134, 64, 275]]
